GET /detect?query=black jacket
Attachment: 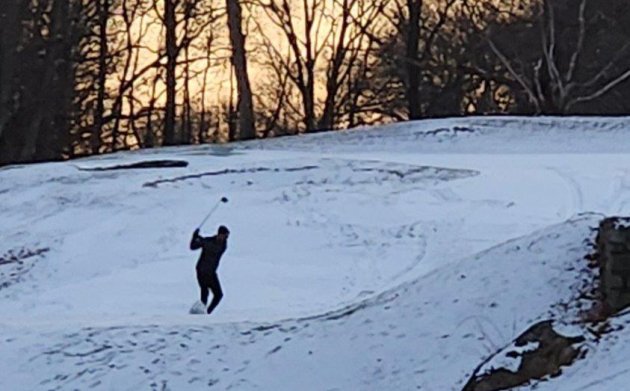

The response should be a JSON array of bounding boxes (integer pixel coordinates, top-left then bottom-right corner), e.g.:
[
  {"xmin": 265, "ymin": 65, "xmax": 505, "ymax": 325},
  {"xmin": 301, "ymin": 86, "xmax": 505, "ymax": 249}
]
[{"xmin": 190, "ymin": 232, "xmax": 227, "ymax": 273}]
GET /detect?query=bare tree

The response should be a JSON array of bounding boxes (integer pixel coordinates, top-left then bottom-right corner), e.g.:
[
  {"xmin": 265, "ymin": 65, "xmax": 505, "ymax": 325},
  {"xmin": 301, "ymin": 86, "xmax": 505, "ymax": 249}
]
[
  {"xmin": 163, "ymin": 0, "xmax": 178, "ymax": 145},
  {"xmin": 197, "ymin": 31, "xmax": 217, "ymax": 143},
  {"xmin": 0, "ymin": 0, "xmax": 83, "ymax": 165},
  {"xmin": 256, "ymin": 0, "xmax": 320, "ymax": 132},
  {"xmin": 111, "ymin": 0, "xmax": 144, "ymax": 150},
  {"xmin": 226, "ymin": 0, "xmax": 256, "ymax": 140},
  {"xmin": 253, "ymin": 0, "xmax": 386, "ymax": 132},
  {"xmin": 91, "ymin": 0, "xmax": 112, "ymax": 154},
  {"xmin": 0, "ymin": 2, "xmax": 23, "ymax": 145},
  {"xmin": 485, "ymin": 0, "xmax": 630, "ymax": 114},
  {"xmin": 404, "ymin": 0, "xmax": 422, "ymax": 119},
  {"xmin": 380, "ymin": 0, "xmax": 459, "ymax": 120},
  {"xmin": 318, "ymin": 0, "xmax": 385, "ymax": 130}
]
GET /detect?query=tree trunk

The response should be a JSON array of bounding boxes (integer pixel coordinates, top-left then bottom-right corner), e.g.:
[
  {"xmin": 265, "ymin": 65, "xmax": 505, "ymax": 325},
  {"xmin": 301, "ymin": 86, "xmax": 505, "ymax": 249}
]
[
  {"xmin": 226, "ymin": 0, "xmax": 255, "ymax": 140},
  {"xmin": 318, "ymin": 0, "xmax": 351, "ymax": 131},
  {"xmin": 92, "ymin": 0, "xmax": 109, "ymax": 154},
  {"xmin": 111, "ymin": 0, "xmax": 136, "ymax": 151},
  {"xmin": 303, "ymin": 3, "xmax": 317, "ymax": 132},
  {"xmin": 146, "ymin": 72, "xmax": 160, "ymax": 149},
  {"xmin": 405, "ymin": 0, "xmax": 422, "ymax": 119},
  {"xmin": 182, "ymin": 11, "xmax": 192, "ymax": 144},
  {"xmin": 199, "ymin": 35, "xmax": 213, "ymax": 143},
  {"xmin": 18, "ymin": 0, "xmax": 74, "ymax": 162},
  {"xmin": 0, "ymin": 1, "xmax": 22, "ymax": 145},
  {"xmin": 164, "ymin": 0, "xmax": 178, "ymax": 145}
]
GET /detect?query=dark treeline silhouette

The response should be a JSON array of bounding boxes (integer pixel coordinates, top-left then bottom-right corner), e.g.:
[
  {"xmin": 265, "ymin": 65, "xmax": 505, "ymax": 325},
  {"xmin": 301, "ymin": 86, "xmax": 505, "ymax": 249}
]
[
  {"xmin": 1, "ymin": 0, "xmax": 629, "ymax": 166},
  {"xmin": 0, "ymin": 1, "xmax": 81, "ymax": 164}
]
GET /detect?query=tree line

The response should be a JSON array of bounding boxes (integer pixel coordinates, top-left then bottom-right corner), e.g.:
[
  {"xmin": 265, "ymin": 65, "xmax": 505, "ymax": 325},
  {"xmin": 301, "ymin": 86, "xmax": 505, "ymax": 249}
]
[{"xmin": 1, "ymin": 0, "xmax": 629, "ymax": 165}]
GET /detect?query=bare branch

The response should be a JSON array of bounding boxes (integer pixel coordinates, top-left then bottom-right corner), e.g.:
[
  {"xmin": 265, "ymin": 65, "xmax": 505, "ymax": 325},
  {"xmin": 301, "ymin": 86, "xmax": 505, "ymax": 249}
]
[
  {"xmin": 487, "ymin": 37, "xmax": 541, "ymax": 112},
  {"xmin": 566, "ymin": 0, "xmax": 587, "ymax": 83},
  {"xmin": 569, "ymin": 68, "xmax": 630, "ymax": 109}
]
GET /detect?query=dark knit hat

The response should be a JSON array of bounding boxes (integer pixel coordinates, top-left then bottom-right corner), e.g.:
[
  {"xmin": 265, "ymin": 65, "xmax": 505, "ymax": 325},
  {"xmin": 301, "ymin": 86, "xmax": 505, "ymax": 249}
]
[{"xmin": 218, "ymin": 225, "xmax": 230, "ymax": 235}]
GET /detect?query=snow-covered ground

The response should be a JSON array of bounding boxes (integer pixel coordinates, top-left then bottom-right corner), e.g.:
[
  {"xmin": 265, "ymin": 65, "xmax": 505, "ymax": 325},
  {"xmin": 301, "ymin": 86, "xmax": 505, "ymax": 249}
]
[{"xmin": 1, "ymin": 116, "xmax": 630, "ymax": 390}]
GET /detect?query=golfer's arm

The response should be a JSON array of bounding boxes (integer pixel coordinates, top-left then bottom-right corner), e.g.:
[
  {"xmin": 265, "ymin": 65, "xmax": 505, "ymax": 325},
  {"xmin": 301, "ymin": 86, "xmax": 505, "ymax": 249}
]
[{"xmin": 190, "ymin": 233, "xmax": 203, "ymax": 250}]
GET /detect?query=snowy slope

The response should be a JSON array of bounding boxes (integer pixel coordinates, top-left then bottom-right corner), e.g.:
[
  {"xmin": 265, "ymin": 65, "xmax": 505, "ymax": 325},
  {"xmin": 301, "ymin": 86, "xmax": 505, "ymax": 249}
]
[{"xmin": 1, "ymin": 116, "xmax": 630, "ymax": 390}]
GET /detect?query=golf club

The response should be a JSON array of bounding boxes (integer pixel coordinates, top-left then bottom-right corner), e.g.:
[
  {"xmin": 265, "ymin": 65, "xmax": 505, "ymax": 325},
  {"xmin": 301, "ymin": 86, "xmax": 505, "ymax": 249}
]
[{"xmin": 197, "ymin": 196, "xmax": 229, "ymax": 230}]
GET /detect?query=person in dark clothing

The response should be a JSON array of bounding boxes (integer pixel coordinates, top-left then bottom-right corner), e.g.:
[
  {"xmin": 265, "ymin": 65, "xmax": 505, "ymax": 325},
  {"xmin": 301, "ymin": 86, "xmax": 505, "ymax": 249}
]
[{"xmin": 190, "ymin": 225, "xmax": 230, "ymax": 314}]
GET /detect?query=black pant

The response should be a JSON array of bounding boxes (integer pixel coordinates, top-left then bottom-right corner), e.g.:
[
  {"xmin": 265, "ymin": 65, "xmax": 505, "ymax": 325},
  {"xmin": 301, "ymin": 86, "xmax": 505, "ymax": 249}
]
[{"xmin": 197, "ymin": 270, "xmax": 223, "ymax": 314}]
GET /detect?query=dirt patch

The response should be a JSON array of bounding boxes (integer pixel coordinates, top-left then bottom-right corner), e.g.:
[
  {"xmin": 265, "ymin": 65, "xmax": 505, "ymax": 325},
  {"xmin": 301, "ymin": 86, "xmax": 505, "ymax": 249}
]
[
  {"xmin": 143, "ymin": 165, "xmax": 319, "ymax": 188},
  {"xmin": 424, "ymin": 126, "xmax": 476, "ymax": 136},
  {"xmin": 76, "ymin": 160, "xmax": 189, "ymax": 171},
  {"xmin": 463, "ymin": 320, "xmax": 585, "ymax": 391}
]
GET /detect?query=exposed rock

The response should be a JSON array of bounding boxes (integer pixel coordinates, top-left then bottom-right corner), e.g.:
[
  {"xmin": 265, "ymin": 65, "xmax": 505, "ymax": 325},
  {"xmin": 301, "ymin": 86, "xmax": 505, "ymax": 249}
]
[{"xmin": 597, "ymin": 217, "xmax": 630, "ymax": 311}]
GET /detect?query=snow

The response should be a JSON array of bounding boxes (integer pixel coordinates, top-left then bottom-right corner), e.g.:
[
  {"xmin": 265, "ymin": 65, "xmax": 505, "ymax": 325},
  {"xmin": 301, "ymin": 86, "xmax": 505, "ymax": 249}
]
[{"xmin": 1, "ymin": 116, "xmax": 630, "ymax": 390}]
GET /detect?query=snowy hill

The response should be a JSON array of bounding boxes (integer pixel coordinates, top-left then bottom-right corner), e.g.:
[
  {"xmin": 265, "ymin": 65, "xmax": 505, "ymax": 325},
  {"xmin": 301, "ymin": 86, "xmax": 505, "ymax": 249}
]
[{"xmin": 2, "ymin": 116, "xmax": 630, "ymax": 390}]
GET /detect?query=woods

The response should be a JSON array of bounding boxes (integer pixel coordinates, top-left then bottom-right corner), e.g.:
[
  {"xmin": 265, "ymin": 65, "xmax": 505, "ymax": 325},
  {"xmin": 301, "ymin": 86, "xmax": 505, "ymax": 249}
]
[{"xmin": 1, "ymin": 0, "xmax": 629, "ymax": 166}]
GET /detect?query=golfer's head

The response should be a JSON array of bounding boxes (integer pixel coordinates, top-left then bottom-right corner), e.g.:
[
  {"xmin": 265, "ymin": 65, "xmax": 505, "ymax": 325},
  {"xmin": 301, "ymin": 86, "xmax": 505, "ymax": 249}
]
[{"xmin": 217, "ymin": 225, "xmax": 230, "ymax": 241}]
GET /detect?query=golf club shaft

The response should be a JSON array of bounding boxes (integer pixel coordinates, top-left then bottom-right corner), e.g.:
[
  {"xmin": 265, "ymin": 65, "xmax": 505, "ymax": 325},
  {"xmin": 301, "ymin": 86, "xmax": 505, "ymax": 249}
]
[{"xmin": 197, "ymin": 198, "xmax": 226, "ymax": 230}]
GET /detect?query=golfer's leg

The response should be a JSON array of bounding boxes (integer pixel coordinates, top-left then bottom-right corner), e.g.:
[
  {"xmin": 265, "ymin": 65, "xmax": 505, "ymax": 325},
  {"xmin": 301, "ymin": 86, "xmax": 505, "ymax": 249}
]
[
  {"xmin": 206, "ymin": 273, "xmax": 223, "ymax": 315},
  {"xmin": 197, "ymin": 271, "xmax": 209, "ymax": 305}
]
